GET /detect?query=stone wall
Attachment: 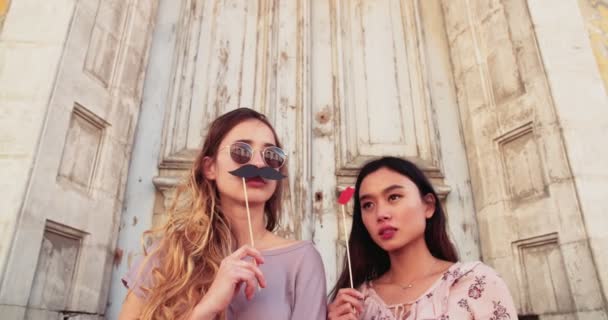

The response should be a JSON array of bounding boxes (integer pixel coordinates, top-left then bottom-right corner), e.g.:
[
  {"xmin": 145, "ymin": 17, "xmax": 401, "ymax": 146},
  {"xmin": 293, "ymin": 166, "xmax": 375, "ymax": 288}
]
[
  {"xmin": 441, "ymin": 0, "xmax": 608, "ymax": 318},
  {"xmin": 0, "ymin": 1, "xmax": 158, "ymax": 318}
]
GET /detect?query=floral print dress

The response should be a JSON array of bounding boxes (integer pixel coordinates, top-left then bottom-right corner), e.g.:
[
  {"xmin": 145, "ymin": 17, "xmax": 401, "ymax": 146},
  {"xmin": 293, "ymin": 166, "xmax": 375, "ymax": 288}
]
[{"xmin": 358, "ymin": 261, "xmax": 517, "ymax": 320}]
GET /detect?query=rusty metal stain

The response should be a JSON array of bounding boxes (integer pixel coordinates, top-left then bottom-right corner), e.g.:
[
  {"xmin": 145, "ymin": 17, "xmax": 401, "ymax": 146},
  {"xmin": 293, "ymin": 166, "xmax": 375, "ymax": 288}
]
[
  {"xmin": 315, "ymin": 191, "xmax": 323, "ymax": 202},
  {"xmin": 313, "ymin": 190, "xmax": 327, "ymax": 226},
  {"xmin": 114, "ymin": 247, "xmax": 124, "ymax": 267},
  {"xmin": 315, "ymin": 105, "xmax": 331, "ymax": 124},
  {"xmin": 313, "ymin": 105, "xmax": 333, "ymax": 137}
]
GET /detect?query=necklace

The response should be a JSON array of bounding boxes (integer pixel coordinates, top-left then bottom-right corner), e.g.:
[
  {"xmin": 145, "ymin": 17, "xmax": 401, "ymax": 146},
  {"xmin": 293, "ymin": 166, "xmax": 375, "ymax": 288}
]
[{"xmin": 389, "ymin": 258, "xmax": 439, "ymax": 290}]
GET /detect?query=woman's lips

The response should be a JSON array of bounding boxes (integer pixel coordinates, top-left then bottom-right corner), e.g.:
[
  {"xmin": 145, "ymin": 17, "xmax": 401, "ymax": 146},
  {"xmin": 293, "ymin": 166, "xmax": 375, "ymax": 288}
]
[
  {"xmin": 379, "ymin": 226, "xmax": 397, "ymax": 240},
  {"xmin": 245, "ymin": 176, "xmax": 266, "ymax": 187}
]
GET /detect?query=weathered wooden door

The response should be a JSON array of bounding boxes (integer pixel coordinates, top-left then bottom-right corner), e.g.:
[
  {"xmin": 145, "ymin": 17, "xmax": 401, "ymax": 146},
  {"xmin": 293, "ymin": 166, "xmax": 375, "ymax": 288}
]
[
  {"xmin": 141, "ymin": 0, "xmax": 477, "ymax": 294},
  {"xmin": 308, "ymin": 0, "xmax": 468, "ymax": 285},
  {"xmin": 149, "ymin": 0, "xmax": 314, "ymax": 241}
]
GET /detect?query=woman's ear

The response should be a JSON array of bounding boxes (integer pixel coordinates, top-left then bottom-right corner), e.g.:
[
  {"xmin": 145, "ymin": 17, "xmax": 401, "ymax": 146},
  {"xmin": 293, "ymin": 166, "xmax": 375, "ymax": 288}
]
[
  {"xmin": 423, "ymin": 193, "xmax": 436, "ymax": 219},
  {"xmin": 202, "ymin": 156, "xmax": 217, "ymax": 180}
]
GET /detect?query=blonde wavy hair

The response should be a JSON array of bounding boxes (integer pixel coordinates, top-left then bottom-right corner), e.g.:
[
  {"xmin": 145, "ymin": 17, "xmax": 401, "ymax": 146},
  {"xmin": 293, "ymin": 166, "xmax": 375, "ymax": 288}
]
[{"xmin": 135, "ymin": 108, "xmax": 285, "ymax": 319}]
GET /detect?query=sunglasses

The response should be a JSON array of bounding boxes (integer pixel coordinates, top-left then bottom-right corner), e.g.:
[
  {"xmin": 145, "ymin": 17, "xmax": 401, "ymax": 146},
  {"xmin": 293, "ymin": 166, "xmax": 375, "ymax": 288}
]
[{"xmin": 222, "ymin": 141, "xmax": 287, "ymax": 169}]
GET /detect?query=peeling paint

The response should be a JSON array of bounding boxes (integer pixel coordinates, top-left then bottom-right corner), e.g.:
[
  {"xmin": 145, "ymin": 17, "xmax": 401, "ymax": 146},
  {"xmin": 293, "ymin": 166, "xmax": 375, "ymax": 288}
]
[
  {"xmin": 462, "ymin": 223, "xmax": 469, "ymax": 234},
  {"xmin": 313, "ymin": 126, "xmax": 332, "ymax": 138}
]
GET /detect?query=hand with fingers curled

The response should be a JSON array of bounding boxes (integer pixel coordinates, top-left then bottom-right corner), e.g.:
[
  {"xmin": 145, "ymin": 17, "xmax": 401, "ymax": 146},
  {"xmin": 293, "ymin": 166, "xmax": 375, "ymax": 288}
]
[
  {"xmin": 327, "ymin": 288, "xmax": 365, "ymax": 320},
  {"xmin": 189, "ymin": 245, "xmax": 266, "ymax": 320}
]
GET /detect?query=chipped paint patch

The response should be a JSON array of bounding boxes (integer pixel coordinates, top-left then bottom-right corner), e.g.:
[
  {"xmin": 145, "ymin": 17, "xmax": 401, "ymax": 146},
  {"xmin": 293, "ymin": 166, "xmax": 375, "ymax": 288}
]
[{"xmin": 313, "ymin": 126, "xmax": 332, "ymax": 138}]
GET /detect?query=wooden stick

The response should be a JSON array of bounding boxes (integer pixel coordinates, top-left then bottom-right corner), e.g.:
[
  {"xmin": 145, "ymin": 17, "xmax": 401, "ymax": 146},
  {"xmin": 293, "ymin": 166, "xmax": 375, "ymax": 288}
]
[
  {"xmin": 242, "ymin": 178, "xmax": 255, "ymax": 247},
  {"xmin": 341, "ymin": 205, "xmax": 354, "ymax": 288},
  {"xmin": 242, "ymin": 178, "xmax": 262, "ymax": 292}
]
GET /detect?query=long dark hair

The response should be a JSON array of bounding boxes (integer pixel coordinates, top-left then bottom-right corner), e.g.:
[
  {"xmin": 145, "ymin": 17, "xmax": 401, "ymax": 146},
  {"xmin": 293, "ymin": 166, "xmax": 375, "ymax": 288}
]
[{"xmin": 329, "ymin": 156, "xmax": 458, "ymax": 300}]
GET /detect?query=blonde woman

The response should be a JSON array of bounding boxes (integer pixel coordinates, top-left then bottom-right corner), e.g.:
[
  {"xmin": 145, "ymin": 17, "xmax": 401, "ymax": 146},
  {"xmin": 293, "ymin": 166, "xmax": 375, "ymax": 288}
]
[{"xmin": 119, "ymin": 108, "xmax": 327, "ymax": 320}]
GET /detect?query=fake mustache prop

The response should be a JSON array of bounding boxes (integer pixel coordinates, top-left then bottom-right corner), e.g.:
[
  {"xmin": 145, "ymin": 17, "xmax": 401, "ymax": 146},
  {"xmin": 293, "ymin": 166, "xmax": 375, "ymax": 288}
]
[
  {"xmin": 229, "ymin": 164, "xmax": 286, "ymax": 249},
  {"xmin": 229, "ymin": 164, "xmax": 286, "ymax": 180}
]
